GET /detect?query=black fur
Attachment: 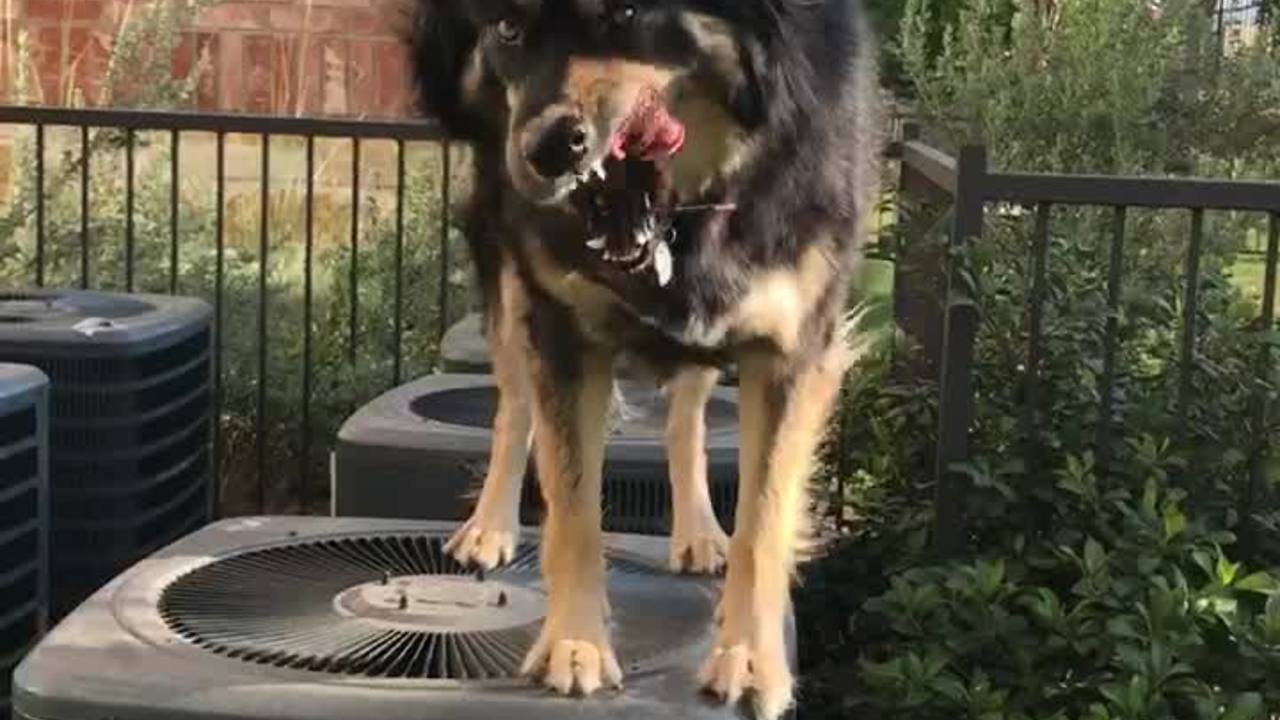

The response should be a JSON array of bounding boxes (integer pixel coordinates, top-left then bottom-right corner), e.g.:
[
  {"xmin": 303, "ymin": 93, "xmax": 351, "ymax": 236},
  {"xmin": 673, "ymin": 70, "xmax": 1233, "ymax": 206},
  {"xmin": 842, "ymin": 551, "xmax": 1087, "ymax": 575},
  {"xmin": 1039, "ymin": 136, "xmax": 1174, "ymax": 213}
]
[
  {"xmin": 409, "ymin": 0, "xmax": 882, "ymax": 372},
  {"xmin": 408, "ymin": 2, "xmax": 883, "ymax": 709}
]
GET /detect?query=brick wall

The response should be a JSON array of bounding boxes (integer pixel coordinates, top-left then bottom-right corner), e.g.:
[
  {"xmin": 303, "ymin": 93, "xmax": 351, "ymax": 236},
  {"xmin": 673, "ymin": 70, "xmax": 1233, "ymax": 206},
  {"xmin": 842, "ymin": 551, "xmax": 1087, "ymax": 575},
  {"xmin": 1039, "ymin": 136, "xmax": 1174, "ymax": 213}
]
[{"xmin": 1, "ymin": 0, "xmax": 415, "ymax": 118}]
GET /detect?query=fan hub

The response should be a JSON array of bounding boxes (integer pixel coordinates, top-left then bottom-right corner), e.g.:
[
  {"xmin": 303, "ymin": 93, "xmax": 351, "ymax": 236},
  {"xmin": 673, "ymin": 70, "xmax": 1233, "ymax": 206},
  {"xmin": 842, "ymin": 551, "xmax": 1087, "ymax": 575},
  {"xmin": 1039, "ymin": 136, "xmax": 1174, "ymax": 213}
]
[{"xmin": 334, "ymin": 575, "xmax": 545, "ymax": 632}]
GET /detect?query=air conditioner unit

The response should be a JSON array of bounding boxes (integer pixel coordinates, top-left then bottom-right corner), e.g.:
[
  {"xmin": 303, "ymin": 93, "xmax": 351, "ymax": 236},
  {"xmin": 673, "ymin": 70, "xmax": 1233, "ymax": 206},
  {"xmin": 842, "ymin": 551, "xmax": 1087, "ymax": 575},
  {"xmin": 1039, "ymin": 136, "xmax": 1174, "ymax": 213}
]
[
  {"xmin": 440, "ymin": 313, "xmax": 492, "ymax": 373},
  {"xmin": 0, "ymin": 364, "xmax": 49, "ymax": 720},
  {"xmin": 332, "ymin": 374, "xmax": 740, "ymax": 535},
  {"xmin": 440, "ymin": 312, "xmax": 738, "ymax": 384},
  {"xmin": 0, "ymin": 290, "xmax": 213, "ymax": 621},
  {"xmin": 13, "ymin": 517, "xmax": 793, "ymax": 720}
]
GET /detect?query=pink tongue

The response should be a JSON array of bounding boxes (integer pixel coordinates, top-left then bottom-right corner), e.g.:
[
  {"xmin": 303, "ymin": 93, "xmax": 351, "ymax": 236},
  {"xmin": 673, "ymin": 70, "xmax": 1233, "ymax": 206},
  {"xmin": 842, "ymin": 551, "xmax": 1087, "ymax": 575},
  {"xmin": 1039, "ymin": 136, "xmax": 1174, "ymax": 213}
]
[{"xmin": 610, "ymin": 104, "xmax": 686, "ymax": 161}]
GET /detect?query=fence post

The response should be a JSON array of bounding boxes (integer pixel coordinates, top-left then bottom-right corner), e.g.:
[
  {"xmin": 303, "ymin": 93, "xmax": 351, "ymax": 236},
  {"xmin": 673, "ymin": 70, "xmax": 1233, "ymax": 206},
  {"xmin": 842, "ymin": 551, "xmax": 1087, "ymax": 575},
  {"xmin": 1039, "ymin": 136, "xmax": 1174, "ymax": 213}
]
[
  {"xmin": 931, "ymin": 145, "xmax": 986, "ymax": 558},
  {"xmin": 892, "ymin": 122, "xmax": 949, "ymax": 382}
]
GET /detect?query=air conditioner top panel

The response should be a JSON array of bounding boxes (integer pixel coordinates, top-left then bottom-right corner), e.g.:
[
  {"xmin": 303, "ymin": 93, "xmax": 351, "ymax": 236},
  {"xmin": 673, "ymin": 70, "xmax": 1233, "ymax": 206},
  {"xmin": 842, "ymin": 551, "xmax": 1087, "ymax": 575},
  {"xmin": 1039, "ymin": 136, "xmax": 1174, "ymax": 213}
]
[
  {"xmin": 15, "ymin": 516, "xmax": 743, "ymax": 720},
  {"xmin": 0, "ymin": 290, "xmax": 212, "ymax": 354},
  {"xmin": 338, "ymin": 373, "xmax": 740, "ymax": 455},
  {"xmin": 0, "ymin": 363, "xmax": 49, "ymax": 411},
  {"xmin": 440, "ymin": 312, "xmax": 489, "ymax": 369}
]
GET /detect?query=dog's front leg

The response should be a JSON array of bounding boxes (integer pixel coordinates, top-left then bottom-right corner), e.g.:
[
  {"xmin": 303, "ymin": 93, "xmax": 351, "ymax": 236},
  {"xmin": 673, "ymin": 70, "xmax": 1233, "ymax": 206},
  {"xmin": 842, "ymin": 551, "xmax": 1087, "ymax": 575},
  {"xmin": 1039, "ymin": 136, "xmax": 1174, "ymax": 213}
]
[
  {"xmin": 519, "ymin": 305, "xmax": 620, "ymax": 695},
  {"xmin": 446, "ymin": 264, "xmax": 533, "ymax": 568},
  {"xmin": 666, "ymin": 365, "xmax": 729, "ymax": 574},
  {"xmin": 701, "ymin": 344, "xmax": 847, "ymax": 720}
]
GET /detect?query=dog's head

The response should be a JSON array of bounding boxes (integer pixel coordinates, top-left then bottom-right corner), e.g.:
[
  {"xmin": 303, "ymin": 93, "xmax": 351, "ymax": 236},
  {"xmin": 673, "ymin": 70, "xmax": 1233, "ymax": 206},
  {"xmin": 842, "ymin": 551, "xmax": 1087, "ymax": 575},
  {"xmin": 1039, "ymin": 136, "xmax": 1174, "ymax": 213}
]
[{"xmin": 411, "ymin": 0, "xmax": 804, "ymax": 273}]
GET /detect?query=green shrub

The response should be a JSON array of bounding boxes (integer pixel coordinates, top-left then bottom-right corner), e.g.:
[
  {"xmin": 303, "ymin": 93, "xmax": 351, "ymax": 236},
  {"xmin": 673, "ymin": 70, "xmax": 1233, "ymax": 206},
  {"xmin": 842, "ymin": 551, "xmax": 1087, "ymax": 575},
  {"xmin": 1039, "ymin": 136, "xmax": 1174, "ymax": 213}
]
[{"xmin": 800, "ymin": 0, "xmax": 1279, "ymax": 717}]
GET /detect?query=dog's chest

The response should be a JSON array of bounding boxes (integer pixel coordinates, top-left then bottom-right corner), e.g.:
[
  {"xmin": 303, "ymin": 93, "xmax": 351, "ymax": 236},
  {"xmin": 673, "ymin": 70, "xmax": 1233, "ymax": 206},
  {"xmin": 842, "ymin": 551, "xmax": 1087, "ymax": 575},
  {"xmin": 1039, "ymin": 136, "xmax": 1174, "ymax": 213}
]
[{"xmin": 525, "ymin": 235, "xmax": 838, "ymax": 361}]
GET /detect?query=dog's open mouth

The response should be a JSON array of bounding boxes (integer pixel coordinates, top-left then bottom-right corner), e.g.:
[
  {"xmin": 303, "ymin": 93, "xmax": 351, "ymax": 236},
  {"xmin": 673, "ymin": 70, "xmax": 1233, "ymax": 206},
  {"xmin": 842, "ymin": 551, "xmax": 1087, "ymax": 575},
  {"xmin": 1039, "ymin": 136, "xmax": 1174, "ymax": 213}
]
[{"xmin": 568, "ymin": 90, "xmax": 686, "ymax": 287}]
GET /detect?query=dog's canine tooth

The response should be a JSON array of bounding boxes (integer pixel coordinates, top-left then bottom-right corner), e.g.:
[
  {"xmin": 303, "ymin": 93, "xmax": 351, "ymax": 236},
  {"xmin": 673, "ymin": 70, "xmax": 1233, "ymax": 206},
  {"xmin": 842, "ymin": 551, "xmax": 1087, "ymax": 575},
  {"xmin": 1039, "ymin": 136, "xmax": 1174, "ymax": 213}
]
[
  {"xmin": 654, "ymin": 240, "xmax": 673, "ymax": 286},
  {"xmin": 587, "ymin": 236, "xmax": 606, "ymax": 250}
]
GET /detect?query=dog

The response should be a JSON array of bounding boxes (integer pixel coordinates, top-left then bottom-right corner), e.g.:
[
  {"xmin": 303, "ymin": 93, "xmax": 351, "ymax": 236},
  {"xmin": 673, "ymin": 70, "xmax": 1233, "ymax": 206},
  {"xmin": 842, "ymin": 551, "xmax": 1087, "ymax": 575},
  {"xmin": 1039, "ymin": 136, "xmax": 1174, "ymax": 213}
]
[{"xmin": 408, "ymin": 1, "xmax": 883, "ymax": 717}]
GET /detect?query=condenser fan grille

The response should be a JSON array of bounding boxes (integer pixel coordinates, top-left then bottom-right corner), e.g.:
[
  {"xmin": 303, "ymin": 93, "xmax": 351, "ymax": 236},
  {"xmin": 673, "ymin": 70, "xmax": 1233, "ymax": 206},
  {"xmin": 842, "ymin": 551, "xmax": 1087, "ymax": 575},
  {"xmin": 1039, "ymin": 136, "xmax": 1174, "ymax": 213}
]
[{"xmin": 158, "ymin": 533, "xmax": 702, "ymax": 682}]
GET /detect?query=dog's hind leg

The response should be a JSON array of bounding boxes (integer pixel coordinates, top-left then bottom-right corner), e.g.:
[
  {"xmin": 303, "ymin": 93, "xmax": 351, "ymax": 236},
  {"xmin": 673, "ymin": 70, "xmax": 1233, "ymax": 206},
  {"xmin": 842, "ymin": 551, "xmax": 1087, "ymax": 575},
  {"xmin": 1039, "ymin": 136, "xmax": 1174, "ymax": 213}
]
[
  {"xmin": 446, "ymin": 263, "xmax": 533, "ymax": 569},
  {"xmin": 700, "ymin": 344, "xmax": 847, "ymax": 720},
  {"xmin": 666, "ymin": 365, "xmax": 729, "ymax": 574},
  {"xmin": 519, "ymin": 304, "xmax": 620, "ymax": 695}
]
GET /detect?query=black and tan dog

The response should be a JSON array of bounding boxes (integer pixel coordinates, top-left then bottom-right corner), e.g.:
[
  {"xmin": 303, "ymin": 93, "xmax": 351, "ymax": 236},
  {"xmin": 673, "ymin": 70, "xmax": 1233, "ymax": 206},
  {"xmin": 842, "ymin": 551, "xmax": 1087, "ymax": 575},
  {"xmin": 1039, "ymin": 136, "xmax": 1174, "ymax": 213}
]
[{"xmin": 408, "ymin": 1, "xmax": 882, "ymax": 716}]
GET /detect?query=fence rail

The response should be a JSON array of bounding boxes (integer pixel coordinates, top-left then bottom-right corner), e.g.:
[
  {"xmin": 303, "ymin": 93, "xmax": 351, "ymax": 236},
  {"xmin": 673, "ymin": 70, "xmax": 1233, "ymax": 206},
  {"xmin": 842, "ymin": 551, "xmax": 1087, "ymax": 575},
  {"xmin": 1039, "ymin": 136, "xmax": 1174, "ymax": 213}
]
[
  {"xmin": 0, "ymin": 104, "xmax": 456, "ymax": 515},
  {"xmin": 3, "ymin": 106, "xmax": 1277, "ymax": 548},
  {"xmin": 890, "ymin": 127, "xmax": 1280, "ymax": 555}
]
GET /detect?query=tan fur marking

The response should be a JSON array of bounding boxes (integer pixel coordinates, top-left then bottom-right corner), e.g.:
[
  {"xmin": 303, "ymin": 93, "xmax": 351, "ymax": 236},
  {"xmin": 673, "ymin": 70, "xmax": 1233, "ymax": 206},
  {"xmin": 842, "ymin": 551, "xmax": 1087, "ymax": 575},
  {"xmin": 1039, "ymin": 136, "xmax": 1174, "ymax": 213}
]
[
  {"xmin": 562, "ymin": 58, "xmax": 676, "ymax": 127},
  {"xmin": 461, "ymin": 47, "xmax": 487, "ymax": 105},
  {"xmin": 688, "ymin": 242, "xmax": 838, "ymax": 353},
  {"xmin": 674, "ymin": 12, "xmax": 759, "ymax": 183},
  {"xmin": 522, "ymin": 347, "xmax": 620, "ymax": 694},
  {"xmin": 702, "ymin": 344, "xmax": 850, "ymax": 718},
  {"xmin": 445, "ymin": 262, "xmax": 533, "ymax": 569},
  {"xmin": 666, "ymin": 92, "xmax": 750, "ymax": 198},
  {"xmin": 523, "ymin": 233, "xmax": 626, "ymax": 339},
  {"xmin": 665, "ymin": 366, "xmax": 729, "ymax": 573},
  {"xmin": 680, "ymin": 13, "xmax": 741, "ymax": 74}
]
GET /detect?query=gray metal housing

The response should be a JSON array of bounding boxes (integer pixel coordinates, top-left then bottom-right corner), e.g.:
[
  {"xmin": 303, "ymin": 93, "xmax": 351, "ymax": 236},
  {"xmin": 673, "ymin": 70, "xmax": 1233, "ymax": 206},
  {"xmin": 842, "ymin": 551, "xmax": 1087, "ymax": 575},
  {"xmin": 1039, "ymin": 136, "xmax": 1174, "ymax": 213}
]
[
  {"xmin": 0, "ymin": 364, "xmax": 49, "ymax": 719},
  {"xmin": 14, "ymin": 516, "xmax": 793, "ymax": 720},
  {"xmin": 0, "ymin": 290, "xmax": 213, "ymax": 620},
  {"xmin": 331, "ymin": 374, "xmax": 741, "ymax": 534}
]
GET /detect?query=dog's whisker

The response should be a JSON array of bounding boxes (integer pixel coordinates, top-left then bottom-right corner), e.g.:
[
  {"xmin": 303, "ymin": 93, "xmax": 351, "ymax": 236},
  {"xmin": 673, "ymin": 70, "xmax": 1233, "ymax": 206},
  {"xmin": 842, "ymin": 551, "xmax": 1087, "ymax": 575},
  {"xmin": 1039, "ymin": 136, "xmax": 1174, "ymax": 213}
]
[{"xmin": 671, "ymin": 203, "xmax": 738, "ymax": 213}]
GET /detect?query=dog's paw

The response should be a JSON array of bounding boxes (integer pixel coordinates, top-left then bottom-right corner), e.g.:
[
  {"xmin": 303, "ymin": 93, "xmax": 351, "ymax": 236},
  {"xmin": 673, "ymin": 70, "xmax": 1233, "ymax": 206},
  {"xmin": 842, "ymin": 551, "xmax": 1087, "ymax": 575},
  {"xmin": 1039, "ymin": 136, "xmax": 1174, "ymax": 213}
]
[
  {"xmin": 445, "ymin": 515, "xmax": 518, "ymax": 570},
  {"xmin": 521, "ymin": 618, "xmax": 622, "ymax": 696},
  {"xmin": 668, "ymin": 515, "xmax": 729, "ymax": 574},
  {"xmin": 699, "ymin": 640, "xmax": 793, "ymax": 720}
]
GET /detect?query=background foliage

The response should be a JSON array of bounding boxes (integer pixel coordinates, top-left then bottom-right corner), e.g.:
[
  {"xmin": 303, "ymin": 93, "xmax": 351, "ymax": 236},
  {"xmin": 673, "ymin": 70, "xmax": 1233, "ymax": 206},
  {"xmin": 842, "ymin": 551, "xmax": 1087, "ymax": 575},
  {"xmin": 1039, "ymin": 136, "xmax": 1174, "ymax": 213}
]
[{"xmin": 801, "ymin": 0, "xmax": 1280, "ymax": 717}]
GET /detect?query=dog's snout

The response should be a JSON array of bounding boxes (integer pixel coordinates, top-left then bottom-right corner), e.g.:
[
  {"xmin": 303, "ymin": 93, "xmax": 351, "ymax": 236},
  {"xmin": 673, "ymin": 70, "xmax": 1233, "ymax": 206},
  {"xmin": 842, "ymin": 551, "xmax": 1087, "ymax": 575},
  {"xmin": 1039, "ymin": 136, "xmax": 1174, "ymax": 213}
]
[{"xmin": 523, "ymin": 112, "xmax": 588, "ymax": 179}]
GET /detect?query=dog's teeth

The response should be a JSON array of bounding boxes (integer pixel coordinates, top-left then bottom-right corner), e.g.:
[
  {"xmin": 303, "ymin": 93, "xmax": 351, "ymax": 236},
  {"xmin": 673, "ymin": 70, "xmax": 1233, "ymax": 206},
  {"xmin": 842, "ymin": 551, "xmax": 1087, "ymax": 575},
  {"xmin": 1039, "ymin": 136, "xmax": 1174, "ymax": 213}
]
[
  {"xmin": 644, "ymin": 194, "xmax": 652, "ymax": 212},
  {"xmin": 654, "ymin": 241, "xmax": 673, "ymax": 287},
  {"xmin": 587, "ymin": 236, "xmax": 606, "ymax": 250},
  {"xmin": 591, "ymin": 158, "xmax": 606, "ymax": 181}
]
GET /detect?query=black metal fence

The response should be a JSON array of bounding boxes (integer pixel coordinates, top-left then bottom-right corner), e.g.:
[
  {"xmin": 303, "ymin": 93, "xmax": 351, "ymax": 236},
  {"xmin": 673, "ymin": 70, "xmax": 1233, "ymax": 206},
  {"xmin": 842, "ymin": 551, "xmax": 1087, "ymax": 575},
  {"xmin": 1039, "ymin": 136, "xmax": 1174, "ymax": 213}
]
[
  {"xmin": 3, "ymin": 105, "xmax": 1277, "ymax": 549},
  {"xmin": 0, "ymin": 104, "xmax": 456, "ymax": 515},
  {"xmin": 890, "ymin": 125, "xmax": 1280, "ymax": 556}
]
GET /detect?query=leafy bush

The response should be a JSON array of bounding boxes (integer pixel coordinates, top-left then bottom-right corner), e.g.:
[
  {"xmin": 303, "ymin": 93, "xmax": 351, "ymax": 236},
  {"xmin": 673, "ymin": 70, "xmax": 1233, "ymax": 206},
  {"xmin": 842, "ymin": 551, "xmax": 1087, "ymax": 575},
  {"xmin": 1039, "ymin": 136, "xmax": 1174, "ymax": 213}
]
[
  {"xmin": 900, "ymin": 0, "xmax": 1280, "ymax": 177},
  {"xmin": 799, "ymin": 0, "xmax": 1279, "ymax": 717}
]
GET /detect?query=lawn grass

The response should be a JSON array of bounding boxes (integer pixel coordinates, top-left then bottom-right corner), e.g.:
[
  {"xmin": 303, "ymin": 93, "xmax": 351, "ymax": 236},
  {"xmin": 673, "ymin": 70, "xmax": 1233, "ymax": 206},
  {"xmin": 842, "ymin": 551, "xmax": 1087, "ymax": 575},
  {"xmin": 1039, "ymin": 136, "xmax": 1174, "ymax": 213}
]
[{"xmin": 1232, "ymin": 253, "xmax": 1278, "ymax": 310}]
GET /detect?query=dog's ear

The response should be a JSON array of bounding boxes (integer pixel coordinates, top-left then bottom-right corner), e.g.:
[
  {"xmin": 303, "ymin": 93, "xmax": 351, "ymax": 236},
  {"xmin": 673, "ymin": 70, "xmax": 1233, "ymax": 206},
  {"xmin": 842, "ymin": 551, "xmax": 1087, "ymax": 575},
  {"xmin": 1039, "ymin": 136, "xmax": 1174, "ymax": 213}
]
[
  {"xmin": 726, "ymin": 0, "xmax": 827, "ymax": 132},
  {"xmin": 406, "ymin": 0, "xmax": 492, "ymax": 138},
  {"xmin": 727, "ymin": 34, "xmax": 769, "ymax": 128}
]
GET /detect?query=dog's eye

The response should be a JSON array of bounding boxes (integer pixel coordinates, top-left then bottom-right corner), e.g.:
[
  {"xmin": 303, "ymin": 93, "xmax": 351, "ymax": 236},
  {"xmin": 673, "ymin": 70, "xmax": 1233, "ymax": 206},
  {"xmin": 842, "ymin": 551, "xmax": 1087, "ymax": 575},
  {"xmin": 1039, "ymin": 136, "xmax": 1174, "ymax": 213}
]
[
  {"xmin": 495, "ymin": 18, "xmax": 524, "ymax": 45},
  {"xmin": 610, "ymin": 3, "xmax": 637, "ymax": 25}
]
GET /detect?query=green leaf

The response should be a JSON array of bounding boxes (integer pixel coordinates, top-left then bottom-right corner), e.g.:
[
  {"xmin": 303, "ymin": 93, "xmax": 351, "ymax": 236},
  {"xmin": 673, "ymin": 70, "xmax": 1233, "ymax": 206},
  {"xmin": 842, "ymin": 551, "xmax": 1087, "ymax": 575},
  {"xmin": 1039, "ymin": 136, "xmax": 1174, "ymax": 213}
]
[
  {"xmin": 1084, "ymin": 537, "xmax": 1107, "ymax": 574},
  {"xmin": 977, "ymin": 558, "xmax": 1005, "ymax": 596},
  {"xmin": 1235, "ymin": 571, "xmax": 1279, "ymax": 595},
  {"xmin": 931, "ymin": 675, "xmax": 967, "ymax": 704},
  {"xmin": 1217, "ymin": 552, "xmax": 1241, "ymax": 587},
  {"xmin": 1192, "ymin": 550, "xmax": 1216, "ymax": 580},
  {"xmin": 1142, "ymin": 478, "xmax": 1159, "ymax": 518},
  {"xmin": 1221, "ymin": 693, "xmax": 1264, "ymax": 720},
  {"xmin": 1163, "ymin": 505, "xmax": 1188, "ymax": 541}
]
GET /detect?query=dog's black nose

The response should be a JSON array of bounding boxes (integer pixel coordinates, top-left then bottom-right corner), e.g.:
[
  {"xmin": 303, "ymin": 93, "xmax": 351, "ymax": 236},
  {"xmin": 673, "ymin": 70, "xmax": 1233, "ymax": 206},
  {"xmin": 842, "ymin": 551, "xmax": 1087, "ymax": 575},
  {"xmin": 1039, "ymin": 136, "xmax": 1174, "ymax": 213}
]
[{"xmin": 524, "ymin": 114, "xmax": 588, "ymax": 179}]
